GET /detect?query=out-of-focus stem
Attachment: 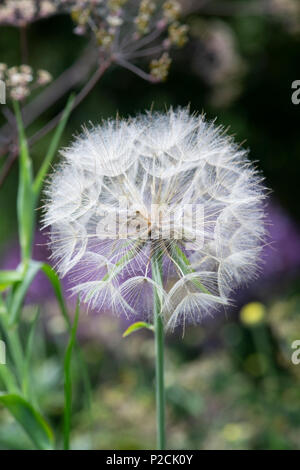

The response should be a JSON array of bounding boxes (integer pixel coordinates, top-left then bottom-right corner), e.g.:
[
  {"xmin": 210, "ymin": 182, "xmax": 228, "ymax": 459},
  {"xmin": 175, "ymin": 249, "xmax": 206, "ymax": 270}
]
[
  {"xmin": 116, "ymin": 58, "xmax": 157, "ymax": 82},
  {"xmin": 29, "ymin": 59, "xmax": 112, "ymax": 146},
  {"xmin": 0, "ymin": 311, "xmax": 24, "ymax": 387},
  {"xmin": 0, "ymin": 59, "xmax": 111, "ymax": 188},
  {"xmin": 0, "ymin": 42, "xmax": 98, "ymax": 158}
]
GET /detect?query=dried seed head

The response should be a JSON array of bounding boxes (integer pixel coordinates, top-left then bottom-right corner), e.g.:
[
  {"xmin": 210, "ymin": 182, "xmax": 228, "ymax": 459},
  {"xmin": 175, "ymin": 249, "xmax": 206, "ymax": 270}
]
[{"xmin": 43, "ymin": 108, "xmax": 267, "ymax": 331}]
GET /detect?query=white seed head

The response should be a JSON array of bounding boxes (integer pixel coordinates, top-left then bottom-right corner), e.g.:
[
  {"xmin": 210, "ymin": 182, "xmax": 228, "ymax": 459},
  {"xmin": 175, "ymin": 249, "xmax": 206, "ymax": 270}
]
[{"xmin": 43, "ymin": 108, "xmax": 266, "ymax": 331}]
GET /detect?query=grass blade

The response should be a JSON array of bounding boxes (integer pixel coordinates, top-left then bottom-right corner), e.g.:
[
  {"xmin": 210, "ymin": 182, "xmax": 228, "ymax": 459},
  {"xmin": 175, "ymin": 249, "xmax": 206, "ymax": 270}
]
[
  {"xmin": 22, "ymin": 307, "xmax": 40, "ymax": 401},
  {"xmin": 0, "ymin": 270, "xmax": 23, "ymax": 291},
  {"xmin": 8, "ymin": 261, "xmax": 41, "ymax": 326},
  {"xmin": 171, "ymin": 244, "xmax": 212, "ymax": 295},
  {"xmin": 41, "ymin": 263, "xmax": 69, "ymax": 325},
  {"xmin": 0, "ymin": 363, "xmax": 19, "ymax": 394},
  {"xmin": 34, "ymin": 94, "xmax": 75, "ymax": 196},
  {"xmin": 13, "ymin": 100, "xmax": 35, "ymax": 263},
  {"xmin": 0, "ymin": 393, "xmax": 54, "ymax": 450},
  {"xmin": 123, "ymin": 321, "xmax": 154, "ymax": 338},
  {"xmin": 41, "ymin": 263, "xmax": 92, "ymax": 411}
]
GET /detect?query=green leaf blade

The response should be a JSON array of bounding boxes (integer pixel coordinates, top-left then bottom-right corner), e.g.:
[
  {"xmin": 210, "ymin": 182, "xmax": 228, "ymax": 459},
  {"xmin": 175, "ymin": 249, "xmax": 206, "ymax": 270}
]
[
  {"xmin": 41, "ymin": 263, "xmax": 69, "ymax": 326},
  {"xmin": 171, "ymin": 245, "xmax": 212, "ymax": 295},
  {"xmin": 123, "ymin": 321, "xmax": 154, "ymax": 338},
  {"xmin": 8, "ymin": 261, "xmax": 42, "ymax": 327},
  {"xmin": 41, "ymin": 263, "xmax": 92, "ymax": 411},
  {"xmin": 34, "ymin": 94, "xmax": 75, "ymax": 196},
  {"xmin": 22, "ymin": 308, "xmax": 41, "ymax": 400},
  {"xmin": 0, "ymin": 270, "xmax": 23, "ymax": 291},
  {"xmin": 0, "ymin": 393, "xmax": 54, "ymax": 450},
  {"xmin": 13, "ymin": 100, "xmax": 35, "ymax": 263}
]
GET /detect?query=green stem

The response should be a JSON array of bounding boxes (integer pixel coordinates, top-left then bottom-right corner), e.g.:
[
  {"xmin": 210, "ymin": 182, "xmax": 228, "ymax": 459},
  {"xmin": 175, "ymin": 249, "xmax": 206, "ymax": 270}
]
[
  {"xmin": 0, "ymin": 303, "xmax": 24, "ymax": 386},
  {"xmin": 151, "ymin": 248, "xmax": 165, "ymax": 450},
  {"xmin": 250, "ymin": 325, "xmax": 279, "ymax": 395},
  {"xmin": 0, "ymin": 296, "xmax": 24, "ymax": 384},
  {"xmin": 0, "ymin": 363, "xmax": 18, "ymax": 393}
]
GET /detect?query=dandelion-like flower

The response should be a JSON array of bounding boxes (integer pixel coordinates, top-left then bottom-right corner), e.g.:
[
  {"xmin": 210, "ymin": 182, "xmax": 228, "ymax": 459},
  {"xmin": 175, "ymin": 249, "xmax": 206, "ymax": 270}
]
[{"xmin": 43, "ymin": 108, "xmax": 266, "ymax": 330}]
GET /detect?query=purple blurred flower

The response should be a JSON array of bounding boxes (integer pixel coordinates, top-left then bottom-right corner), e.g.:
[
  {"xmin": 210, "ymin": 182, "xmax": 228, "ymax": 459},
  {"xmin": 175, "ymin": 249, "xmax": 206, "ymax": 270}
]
[
  {"xmin": 0, "ymin": 228, "xmax": 56, "ymax": 303},
  {"xmin": 233, "ymin": 200, "xmax": 300, "ymax": 306},
  {"xmin": 262, "ymin": 202, "xmax": 300, "ymax": 277}
]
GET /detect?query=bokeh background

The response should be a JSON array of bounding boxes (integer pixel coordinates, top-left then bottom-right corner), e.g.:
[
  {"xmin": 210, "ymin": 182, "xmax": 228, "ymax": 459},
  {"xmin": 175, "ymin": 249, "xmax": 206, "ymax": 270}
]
[{"xmin": 0, "ymin": 0, "xmax": 300, "ymax": 449}]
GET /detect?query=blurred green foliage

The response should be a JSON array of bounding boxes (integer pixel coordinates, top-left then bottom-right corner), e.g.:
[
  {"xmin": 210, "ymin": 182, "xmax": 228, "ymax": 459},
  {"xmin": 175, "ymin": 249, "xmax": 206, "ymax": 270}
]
[
  {"xmin": 0, "ymin": 2, "xmax": 300, "ymax": 450},
  {"xmin": 1, "ymin": 295, "xmax": 299, "ymax": 450}
]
